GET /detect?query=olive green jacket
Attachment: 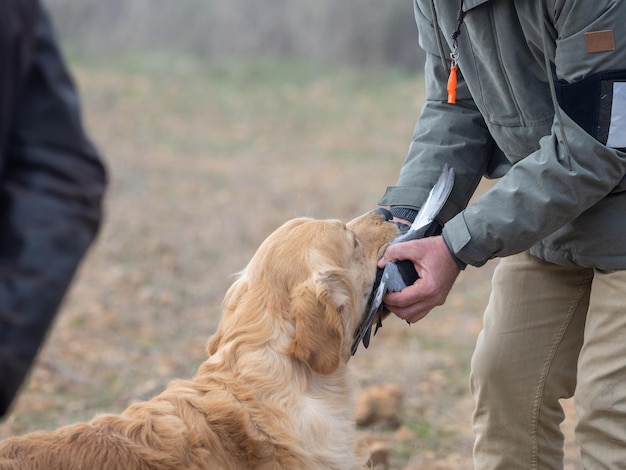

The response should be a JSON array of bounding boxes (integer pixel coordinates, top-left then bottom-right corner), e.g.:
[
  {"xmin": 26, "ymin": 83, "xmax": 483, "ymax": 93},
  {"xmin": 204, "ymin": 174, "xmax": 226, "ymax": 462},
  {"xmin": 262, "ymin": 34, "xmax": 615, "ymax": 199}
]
[{"xmin": 380, "ymin": 0, "xmax": 626, "ymax": 269}]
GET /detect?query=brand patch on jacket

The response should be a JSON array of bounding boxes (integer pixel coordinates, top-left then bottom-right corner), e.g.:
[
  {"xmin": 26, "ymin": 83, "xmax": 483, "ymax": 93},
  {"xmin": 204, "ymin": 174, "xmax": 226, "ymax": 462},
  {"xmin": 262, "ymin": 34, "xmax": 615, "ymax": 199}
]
[{"xmin": 585, "ymin": 30, "xmax": 615, "ymax": 54}]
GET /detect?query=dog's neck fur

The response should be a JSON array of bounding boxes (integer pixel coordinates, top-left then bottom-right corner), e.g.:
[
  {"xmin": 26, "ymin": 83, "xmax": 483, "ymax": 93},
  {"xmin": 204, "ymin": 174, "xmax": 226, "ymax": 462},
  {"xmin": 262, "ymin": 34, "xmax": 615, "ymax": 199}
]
[{"xmin": 194, "ymin": 320, "xmax": 364, "ymax": 469}]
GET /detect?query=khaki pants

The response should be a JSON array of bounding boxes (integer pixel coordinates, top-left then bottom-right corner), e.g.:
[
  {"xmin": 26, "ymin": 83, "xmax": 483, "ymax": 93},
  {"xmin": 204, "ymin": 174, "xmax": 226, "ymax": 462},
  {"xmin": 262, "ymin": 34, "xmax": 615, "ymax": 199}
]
[{"xmin": 471, "ymin": 252, "xmax": 626, "ymax": 469}]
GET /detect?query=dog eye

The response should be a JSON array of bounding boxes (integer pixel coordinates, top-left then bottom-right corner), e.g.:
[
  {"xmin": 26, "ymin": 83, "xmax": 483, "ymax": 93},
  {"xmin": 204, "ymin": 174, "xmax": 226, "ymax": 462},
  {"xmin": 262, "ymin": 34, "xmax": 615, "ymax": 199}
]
[
  {"xmin": 346, "ymin": 229, "xmax": 360, "ymax": 251},
  {"xmin": 352, "ymin": 235, "xmax": 360, "ymax": 249}
]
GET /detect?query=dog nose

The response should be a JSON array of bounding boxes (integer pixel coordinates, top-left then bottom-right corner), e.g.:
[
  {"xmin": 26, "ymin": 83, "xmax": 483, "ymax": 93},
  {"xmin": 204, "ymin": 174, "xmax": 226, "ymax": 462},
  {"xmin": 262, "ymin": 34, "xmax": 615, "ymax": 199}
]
[{"xmin": 374, "ymin": 208, "xmax": 393, "ymax": 221}]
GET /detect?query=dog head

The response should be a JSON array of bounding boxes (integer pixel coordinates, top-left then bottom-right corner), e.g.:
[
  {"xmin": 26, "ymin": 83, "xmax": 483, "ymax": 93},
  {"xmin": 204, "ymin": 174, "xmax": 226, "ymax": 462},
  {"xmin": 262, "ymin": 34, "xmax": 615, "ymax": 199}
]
[{"xmin": 208, "ymin": 209, "xmax": 399, "ymax": 375}]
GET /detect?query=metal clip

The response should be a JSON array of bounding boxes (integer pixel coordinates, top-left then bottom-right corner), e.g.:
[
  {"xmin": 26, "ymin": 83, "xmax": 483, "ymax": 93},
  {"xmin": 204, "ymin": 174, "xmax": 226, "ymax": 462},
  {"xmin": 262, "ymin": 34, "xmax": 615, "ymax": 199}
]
[{"xmin": 450, "ymin": 49, "xmax": 459, "ymax": 68}]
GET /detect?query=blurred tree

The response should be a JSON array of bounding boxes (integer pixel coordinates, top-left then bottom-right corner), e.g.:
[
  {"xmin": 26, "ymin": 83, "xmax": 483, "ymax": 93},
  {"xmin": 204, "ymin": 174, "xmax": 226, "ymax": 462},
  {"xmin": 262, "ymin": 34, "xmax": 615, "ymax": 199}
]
[{"xmin": 45, "ymin": 0, "xmax": 425, "ymax": 71}]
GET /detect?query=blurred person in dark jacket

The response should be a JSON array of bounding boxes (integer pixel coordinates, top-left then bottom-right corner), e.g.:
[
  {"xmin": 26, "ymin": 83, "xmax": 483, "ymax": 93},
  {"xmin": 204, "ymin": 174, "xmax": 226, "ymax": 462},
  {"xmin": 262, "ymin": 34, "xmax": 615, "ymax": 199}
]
[{"xmin": 0, "ymin": 0, "xmax": 106, "ymax": 417}]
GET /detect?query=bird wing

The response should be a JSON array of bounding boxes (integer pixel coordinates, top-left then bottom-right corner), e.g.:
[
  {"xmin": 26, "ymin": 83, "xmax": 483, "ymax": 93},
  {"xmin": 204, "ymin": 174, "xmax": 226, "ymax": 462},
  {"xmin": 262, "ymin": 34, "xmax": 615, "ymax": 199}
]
[{"xmin": 351, "ymin": 164, "xmax": 455, "ymax": 355}]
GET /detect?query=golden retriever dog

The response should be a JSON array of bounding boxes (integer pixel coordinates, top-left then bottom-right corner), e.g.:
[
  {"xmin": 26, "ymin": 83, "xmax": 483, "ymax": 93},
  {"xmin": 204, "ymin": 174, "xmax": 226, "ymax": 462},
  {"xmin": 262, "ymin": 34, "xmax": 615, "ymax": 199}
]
[{"xmin": 0, "ymin": 208, "xmax": 399, "ymax": 470}]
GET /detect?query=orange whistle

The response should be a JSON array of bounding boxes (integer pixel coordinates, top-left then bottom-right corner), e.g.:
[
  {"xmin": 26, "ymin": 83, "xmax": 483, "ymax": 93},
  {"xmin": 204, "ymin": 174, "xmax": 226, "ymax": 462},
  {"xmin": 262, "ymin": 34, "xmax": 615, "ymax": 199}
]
[{"xmin": 447, "ymin": 65, "xmax": 458, "ymax": 104}]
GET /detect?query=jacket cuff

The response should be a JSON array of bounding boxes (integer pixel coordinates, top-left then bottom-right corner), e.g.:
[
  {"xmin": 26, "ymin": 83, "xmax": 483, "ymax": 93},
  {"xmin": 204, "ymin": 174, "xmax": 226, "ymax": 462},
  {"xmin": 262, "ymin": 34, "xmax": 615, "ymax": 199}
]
[
  {"xmin": 380, "ymin": 185, "xmax": 461, "ymax": 225},
  {"xmin": 442, "ymin": 235, "xmax": 467, "ymax": 270},
  {"xmin": 442, "ymin": 213, "xmax": 491, "ymax": 267},
  {"xmin": 389, "ymin": 207, "xmax": 419, "ymax": 223}
]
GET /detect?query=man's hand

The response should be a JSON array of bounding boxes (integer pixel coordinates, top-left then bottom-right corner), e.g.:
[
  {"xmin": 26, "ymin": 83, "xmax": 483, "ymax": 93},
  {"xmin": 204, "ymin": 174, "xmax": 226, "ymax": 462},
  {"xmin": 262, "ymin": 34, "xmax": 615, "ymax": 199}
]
[{"xmin": 377, "ymin": 235, "xmax": 461, "ymax": 323}]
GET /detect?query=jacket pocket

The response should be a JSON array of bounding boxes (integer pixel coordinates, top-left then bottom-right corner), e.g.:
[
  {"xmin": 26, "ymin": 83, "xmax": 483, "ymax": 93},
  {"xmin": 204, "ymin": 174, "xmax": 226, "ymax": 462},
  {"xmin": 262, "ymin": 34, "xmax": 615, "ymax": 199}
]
[{"xmin": 555, "ymin": 69, "xmax": 626, "ymax": 152}]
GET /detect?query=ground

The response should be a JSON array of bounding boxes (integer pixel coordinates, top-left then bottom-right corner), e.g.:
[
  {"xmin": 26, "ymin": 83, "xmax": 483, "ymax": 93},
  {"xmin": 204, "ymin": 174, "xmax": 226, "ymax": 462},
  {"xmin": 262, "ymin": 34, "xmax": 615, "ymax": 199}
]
[{"xmin": 0, "ymin": 60, "xmax": 581, "ymax": 468}]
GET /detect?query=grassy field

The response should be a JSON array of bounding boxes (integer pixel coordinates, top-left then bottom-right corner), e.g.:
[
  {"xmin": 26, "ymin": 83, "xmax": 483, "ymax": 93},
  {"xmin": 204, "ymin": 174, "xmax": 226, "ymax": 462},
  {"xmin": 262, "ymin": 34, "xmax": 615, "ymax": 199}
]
[{"xmin": 0, "ymin": 58, "xmax": 579, "ymax": 468}]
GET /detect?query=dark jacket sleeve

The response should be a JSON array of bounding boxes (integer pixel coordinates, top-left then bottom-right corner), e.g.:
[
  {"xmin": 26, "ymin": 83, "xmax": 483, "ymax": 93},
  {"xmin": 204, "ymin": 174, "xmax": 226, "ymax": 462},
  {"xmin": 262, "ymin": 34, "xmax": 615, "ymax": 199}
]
[{"xmin": 0, "ymin": 1, "xmax": 107, "ymax": 417}]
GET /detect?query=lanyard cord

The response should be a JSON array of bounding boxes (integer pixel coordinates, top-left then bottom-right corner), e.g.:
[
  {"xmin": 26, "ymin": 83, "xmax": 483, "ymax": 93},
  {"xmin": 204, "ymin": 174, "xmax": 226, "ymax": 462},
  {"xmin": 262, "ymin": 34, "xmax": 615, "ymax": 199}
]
[
  {"xmin": 451, "ymin": 0, "xmax": 465, "ymax": 52},
  {"xmin": 448, "ymin": 0, "xmax": 465, "ymax": 104}
]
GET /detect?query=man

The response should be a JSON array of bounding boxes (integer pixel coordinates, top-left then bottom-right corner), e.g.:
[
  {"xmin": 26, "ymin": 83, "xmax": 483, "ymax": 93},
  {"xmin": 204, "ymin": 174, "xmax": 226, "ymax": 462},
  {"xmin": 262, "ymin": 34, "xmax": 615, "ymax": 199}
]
[
  {"xmin": 0, "ymin": 0, "xmax": 106, "ymax": 417},
  {"xmin": 378, "ymin": 0, "xmax": 626, "ymax": 468}
]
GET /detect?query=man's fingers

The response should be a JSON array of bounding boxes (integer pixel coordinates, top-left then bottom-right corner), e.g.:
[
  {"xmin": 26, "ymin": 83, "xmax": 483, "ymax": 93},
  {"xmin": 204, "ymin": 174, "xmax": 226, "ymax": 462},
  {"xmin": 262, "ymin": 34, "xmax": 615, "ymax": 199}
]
[
  {"xmin": 379, "ymin": 237, "xmax": 461, "ymax": 324},
  {"xmin": 378, "ymin": 240, "xmax": 417, "ymax": 268},
  {"xmin": 385, "ymin": 294, "xmax": 431, "ymax": 323}
]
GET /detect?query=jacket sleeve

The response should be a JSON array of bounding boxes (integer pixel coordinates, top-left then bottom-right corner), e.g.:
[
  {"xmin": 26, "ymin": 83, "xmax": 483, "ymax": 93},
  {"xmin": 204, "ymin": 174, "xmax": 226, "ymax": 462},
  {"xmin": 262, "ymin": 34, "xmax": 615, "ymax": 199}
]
[
  {"xmin": 0, "ymin": 3, "xmax": 106, "ymax": 417},
  {"xmin": 379, "ymin": 0, "xmax": 495, "ymax": 226},
  {"xmin": 441, "ymin": 1, "xmax": 626, "ymax": 267}
]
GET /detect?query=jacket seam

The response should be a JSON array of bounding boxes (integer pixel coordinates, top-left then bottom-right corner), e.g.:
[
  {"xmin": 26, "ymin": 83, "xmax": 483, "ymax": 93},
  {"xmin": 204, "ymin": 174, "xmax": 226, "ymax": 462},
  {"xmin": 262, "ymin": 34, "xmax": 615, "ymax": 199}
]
[
  {"xmin": 486, "ymin": 115, "xmax": 554, "ymax": 128},
  {"xmin": 488, "ymin": 6, "xmax": 526, "ymax": 125},
  {"xmin": 428, "ymin": 0, "xmax": 451, "ymax": 72}
]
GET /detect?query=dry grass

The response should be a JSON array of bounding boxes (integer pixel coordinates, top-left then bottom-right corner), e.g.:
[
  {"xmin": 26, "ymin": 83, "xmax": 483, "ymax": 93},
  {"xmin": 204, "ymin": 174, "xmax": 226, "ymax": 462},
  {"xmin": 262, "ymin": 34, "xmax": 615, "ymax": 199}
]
[{"xmin": 0, "ymin": 59, "xmax": 579, "ymax": 468}]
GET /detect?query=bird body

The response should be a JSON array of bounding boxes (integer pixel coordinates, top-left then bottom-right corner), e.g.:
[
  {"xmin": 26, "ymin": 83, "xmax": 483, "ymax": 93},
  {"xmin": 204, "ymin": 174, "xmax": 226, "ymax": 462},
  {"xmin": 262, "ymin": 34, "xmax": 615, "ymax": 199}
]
[{"xmin": 351, "ymin": 164, "xmax": 455, "ymax": 354}]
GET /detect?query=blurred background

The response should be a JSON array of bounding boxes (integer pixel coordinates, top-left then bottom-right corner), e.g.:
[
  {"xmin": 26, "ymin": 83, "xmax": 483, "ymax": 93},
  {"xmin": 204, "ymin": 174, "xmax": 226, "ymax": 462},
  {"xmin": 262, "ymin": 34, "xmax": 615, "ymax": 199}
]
[
  {"xmin": 0, "ymin": 1, "xmax": 581, "ymax": 468},
  {"xmin": 45, "ymin": 0, "xmax": 425, "ymax": 71}
]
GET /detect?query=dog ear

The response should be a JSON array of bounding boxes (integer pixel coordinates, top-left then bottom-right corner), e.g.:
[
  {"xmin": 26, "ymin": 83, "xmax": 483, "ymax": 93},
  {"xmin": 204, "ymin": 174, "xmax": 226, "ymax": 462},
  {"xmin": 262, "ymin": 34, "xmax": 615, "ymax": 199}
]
[{"xmin": 289, "ymin": 272, "xmax": 349, "ymax": 375}]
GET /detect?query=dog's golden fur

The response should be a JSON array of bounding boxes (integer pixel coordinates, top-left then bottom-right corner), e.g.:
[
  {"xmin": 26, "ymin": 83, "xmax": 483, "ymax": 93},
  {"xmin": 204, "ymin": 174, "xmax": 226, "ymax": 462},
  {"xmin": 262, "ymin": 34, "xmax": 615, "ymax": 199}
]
[{"xmin": 0, "ymin": 210, "xmax": 399, "ymax": 470}]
